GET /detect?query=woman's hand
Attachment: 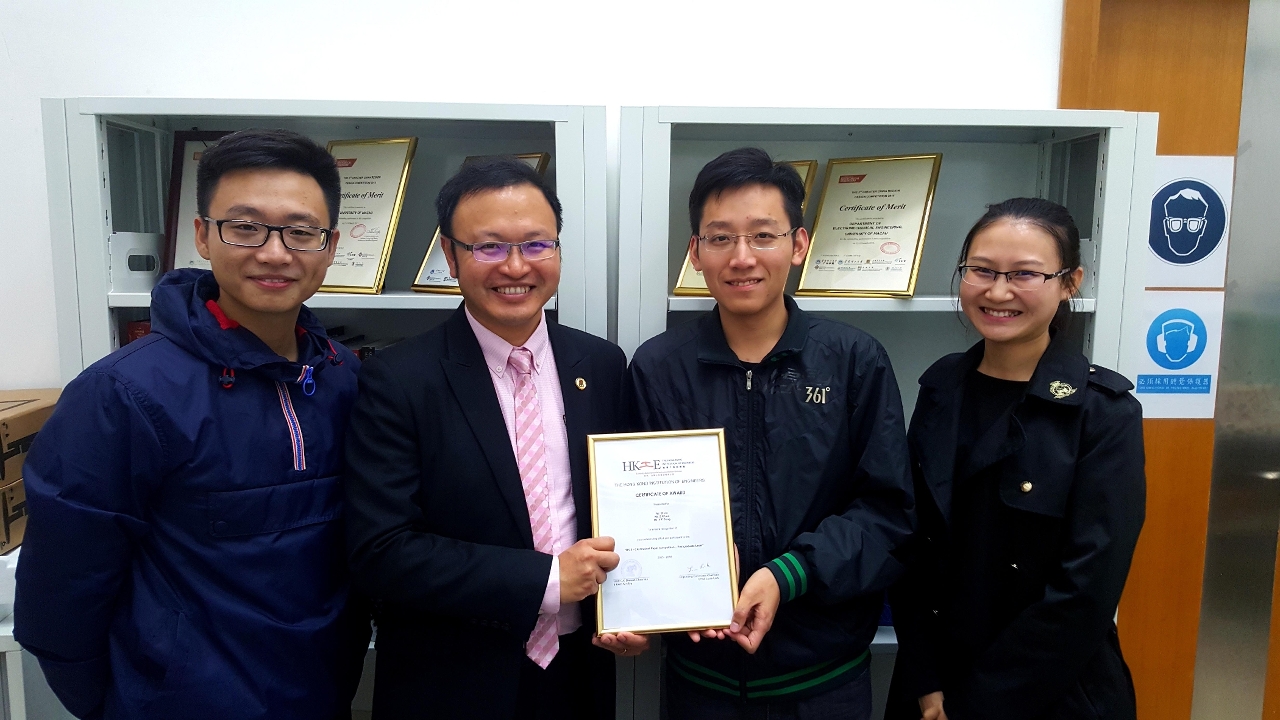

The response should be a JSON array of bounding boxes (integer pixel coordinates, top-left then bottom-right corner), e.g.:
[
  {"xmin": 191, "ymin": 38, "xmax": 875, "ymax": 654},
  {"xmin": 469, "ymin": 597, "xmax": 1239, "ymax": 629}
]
[{"xmin": 919, "ymin": 691, "xmax": 948, "ymax": 720}]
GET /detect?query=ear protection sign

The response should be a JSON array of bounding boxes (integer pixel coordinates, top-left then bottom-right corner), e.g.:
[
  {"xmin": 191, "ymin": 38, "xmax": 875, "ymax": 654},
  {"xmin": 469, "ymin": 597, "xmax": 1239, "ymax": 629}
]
[{"xmin": 1156, "ymin": 318, "xmax": 1198, "ymax": 354}]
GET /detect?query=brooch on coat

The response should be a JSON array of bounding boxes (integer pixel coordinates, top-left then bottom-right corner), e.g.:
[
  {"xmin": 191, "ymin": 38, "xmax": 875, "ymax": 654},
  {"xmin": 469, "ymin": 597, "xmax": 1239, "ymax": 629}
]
[{"xmin": 1048, "ymin": 380, "xmax": 1077, "ymax": 399}]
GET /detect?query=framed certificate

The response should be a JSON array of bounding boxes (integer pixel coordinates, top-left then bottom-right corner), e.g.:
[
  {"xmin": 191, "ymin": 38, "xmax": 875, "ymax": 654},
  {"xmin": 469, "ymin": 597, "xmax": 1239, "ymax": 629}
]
[
  {"xmin": 674, "ymin": 160, "xmax": 819, "ymax": 296},
  {"xmin": 589, "ymin": 429, "xmax": 739, "ymax": 635},
  {"xmin": 796, "ymin": 154, "xmax": 942, "ymax": 297},
  {"xmin": 320, "ymin": 137, "xmax": 418, "ymax": 295},
  {"xmin": 412, "ymin": 152, "xmax": 552, "ymax": 294},
  {"xmin": 163, "ymin": 130, "xmax": 231, "ymax": 272}
]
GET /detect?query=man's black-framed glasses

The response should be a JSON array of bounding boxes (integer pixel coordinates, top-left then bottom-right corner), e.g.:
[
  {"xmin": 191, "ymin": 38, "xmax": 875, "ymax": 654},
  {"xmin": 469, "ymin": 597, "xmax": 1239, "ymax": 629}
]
[
  {"xmin": 202, "ymin": 217, "xmax": 332, "ymax": 252},
  {"xmin": 697, "ymin": 228, "xmax": 799, "ymax": 252},
  {"xmin": 447, "ymin": 237, "xmax": 561, "ymax": 263},
  {"xmin": 958, "ymin": 265, "xmax": 1073, "ymax": 290}
]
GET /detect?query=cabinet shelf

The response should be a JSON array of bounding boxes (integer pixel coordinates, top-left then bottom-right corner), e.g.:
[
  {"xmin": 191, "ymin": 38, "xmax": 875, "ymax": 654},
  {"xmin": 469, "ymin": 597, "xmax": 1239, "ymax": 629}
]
[
  {"xmin": 107, "ymin": 290, "xmax": 556, "ymax": 312},
  {"xmin": 667, "ymin": 295, "xmax": 1097, "ymax": 313}
]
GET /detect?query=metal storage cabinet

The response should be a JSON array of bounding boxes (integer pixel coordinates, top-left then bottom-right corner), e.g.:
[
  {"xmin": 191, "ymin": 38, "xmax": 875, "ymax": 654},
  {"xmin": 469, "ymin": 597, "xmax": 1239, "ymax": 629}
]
[
  {"xmin": 41, "ymin": 98, "xmax": 609, "ymax": 381},
  {"xmin": 614, "ymin": 105, "xmax": 1158, "ymax": 719}
]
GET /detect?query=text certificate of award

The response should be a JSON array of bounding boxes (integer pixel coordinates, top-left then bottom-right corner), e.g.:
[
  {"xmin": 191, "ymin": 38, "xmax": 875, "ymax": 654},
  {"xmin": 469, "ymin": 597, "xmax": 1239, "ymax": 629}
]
[
  {"xmin": 589, "ymin": 429, "xmax": 738, "ymax": 635},
  {"xmin": 797, "ymin": 154, "xmax": 942, "ymax": 297},
  {"xmin": 320, "ymin": 137, "xmax": 417, "ymax": 294}
]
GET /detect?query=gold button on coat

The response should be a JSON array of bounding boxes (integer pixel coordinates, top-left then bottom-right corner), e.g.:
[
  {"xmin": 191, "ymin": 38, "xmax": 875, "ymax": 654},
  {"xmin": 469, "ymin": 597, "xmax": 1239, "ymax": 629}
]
[
  {"xmin": 1020, "ymin": 481, "xmax": 1033, "ymax": 493},
  {"xmin": 575, "ymin": 378, "xmax": 587, "ymax": 390}
]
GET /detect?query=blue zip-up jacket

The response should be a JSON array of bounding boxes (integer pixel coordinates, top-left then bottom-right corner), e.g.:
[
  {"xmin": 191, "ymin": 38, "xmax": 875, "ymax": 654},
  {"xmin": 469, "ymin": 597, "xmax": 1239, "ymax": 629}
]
[{"xmin": 14, "ymin": 269, "xmax": 367, "ymax": 720}]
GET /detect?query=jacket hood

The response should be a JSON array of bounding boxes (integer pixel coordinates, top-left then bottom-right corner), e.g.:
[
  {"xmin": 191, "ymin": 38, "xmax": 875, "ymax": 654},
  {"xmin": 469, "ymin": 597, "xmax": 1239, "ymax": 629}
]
[{"xmin": 149, "ymin": 269, "xmax": 338, "ymax": 383}]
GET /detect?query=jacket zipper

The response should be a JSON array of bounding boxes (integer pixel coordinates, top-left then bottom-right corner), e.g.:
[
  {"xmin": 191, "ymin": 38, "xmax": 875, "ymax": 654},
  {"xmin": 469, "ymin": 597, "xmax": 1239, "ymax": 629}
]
[{"xmin": 275, "ymin": 381, "xmax": 307, "ymax": 471}]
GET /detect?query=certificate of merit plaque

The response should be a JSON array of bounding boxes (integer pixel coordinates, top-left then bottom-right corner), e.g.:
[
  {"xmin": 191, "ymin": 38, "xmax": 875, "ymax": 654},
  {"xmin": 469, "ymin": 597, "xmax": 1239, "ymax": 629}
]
[
  {"xmin": 674, "ymin": 160, "xmax": 819, "ymax": 296},
  {"xmin": 588, "ymin": 429, "xmax": 739, "ymax": 635},
  {"xmin": 796, "ymin": 154, "xmax": 942, "ymax": 297},
  {"xmin": 320, "ymin": 137, "xmax": 418, "ymax": 294},
  {"xmin": 413, "ymin": 152, "xmax": 552, "ymax": 294}
]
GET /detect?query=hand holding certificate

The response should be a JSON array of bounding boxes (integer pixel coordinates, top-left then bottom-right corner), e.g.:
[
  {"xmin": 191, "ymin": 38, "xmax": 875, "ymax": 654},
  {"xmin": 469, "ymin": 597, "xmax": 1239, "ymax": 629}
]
[{"xmin": 589, "ymin": 429, "xmax": 739, "ymax": 636}]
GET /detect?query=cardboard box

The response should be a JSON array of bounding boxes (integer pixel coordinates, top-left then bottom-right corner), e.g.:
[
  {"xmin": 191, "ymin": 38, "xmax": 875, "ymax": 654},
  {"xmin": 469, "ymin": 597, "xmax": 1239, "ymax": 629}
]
[
  {"xmin": 0, "ymin": 478, "xmax": 25, "ymax": 552},
  {"xmin": 1, "ymin": 389, "xmax": 61, "ymax": 487}
]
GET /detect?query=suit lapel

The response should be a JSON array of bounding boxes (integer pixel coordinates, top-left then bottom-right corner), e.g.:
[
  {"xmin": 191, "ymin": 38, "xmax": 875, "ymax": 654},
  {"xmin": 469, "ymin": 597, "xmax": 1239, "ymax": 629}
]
[
  {"xmin": 547, "ymin": 322, "xmax": 594, "ymax": 540},
  {"xmin": 440, "ymin": 309, "xmax": 535, "ymax": 549}
]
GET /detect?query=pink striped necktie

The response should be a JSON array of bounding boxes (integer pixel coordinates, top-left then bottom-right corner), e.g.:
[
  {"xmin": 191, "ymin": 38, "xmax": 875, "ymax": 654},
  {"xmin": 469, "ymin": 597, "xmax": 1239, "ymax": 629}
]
[{"xmin": 508, "ymin": 347, "xmax": 559, "ymax": 668}]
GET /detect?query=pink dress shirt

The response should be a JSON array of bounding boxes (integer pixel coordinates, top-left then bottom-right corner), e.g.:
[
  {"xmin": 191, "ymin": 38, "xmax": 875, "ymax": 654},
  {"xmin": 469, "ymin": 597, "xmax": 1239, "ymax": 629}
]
[{"xmin": 465, "ymin": 308, "xmax": 582, "ymax": 636}]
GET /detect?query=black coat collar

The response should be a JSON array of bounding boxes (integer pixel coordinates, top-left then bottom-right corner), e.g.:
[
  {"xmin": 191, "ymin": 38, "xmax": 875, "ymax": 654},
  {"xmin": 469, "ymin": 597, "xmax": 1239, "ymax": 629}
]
[
  {"xmin": 919, "ymin": 332, "xmax": 1090, "ymax": 407},
  {"xmin": 696, "ymin": 294, "xmax": 809, "ymax": 367}
]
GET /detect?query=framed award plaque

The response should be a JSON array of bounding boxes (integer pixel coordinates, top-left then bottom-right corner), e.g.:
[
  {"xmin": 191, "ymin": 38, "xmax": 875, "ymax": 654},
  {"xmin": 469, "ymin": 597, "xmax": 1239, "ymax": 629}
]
[
  {"xmin": 673, "ymin": 160, "xmax": 818, "ymax": 296},
  {"xmin": 320, "ymin": 137, "xmax": 418, "ymax": 295},
  {"xmin": 412, "ymin": 152, "xmax": 552, "ymax": 294},
  {"xmin": 796, "ymin": 154, "xmax": 942, "ymax": 297},
  {"xmin": 163, "ymin": 130, "xmax": 231, "ymax": 272},
  {"xmin": 589, "ymin": 429, "xmax": 739, "ymax": 635}
]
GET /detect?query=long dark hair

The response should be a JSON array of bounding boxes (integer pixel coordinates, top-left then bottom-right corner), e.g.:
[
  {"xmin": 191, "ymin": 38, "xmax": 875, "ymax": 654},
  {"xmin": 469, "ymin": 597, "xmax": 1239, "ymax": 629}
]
[{"xmin": 956, "ymin": 197, "xmax": 1081, "ymax": 331}]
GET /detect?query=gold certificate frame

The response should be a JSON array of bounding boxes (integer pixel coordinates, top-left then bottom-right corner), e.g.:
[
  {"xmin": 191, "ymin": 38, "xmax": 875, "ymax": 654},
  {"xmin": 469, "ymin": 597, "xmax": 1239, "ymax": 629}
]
[
  {"xmin": 796, "ymin": 154, "xmax": 942, "ymax": 298},
  {"xmin": 673, "ymin": 160, "xmax": 819, "ymax": 296},
  {"xmin": 320, "ymin": 137, "xmax": 418, "ymax": 295},
  {"xmin": 588, "ymin": 429, "xmax": 739, "ymax": 635},
  {"xmin": 411, "ymin": 152, "xmax": 552, "ymax": 294}
]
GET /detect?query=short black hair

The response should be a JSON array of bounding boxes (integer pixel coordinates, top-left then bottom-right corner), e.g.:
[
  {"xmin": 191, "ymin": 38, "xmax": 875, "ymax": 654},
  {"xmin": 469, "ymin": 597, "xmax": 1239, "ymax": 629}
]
[
  {"xmin": 435, "ymin": 157, "xmax": 562, "ymax": 239},
  {"xmin": 196, "ymin": 129, "xmax": 341, "ymax": 227},
  {"xmin": 689, "ymin": 147, "xmax": 805, "ymax": 235}
]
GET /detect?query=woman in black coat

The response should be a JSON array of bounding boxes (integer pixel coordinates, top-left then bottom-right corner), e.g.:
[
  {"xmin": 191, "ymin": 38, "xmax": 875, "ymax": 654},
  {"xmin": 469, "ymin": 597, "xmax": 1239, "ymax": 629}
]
[{"xmin": 886, "ymin": 198, "xmax": 1145, "ymax": 720}]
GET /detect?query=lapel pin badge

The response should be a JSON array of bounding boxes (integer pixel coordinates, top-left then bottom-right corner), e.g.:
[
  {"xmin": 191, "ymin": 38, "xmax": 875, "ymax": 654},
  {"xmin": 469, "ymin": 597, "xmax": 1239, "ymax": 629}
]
[
  {"xmin": 575, "ymin": 378, "xmax": 587, "ymax": 390},
  {"xmin": 1048, "ymin": 380, "xmax": 1077, "ymax": 399}
]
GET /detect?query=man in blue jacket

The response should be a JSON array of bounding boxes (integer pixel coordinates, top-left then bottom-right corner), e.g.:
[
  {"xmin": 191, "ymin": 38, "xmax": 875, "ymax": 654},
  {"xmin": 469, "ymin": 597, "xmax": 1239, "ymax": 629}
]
[{"xmin": 15, "ymin": 129, "xmax": 368, "ymax": 720}]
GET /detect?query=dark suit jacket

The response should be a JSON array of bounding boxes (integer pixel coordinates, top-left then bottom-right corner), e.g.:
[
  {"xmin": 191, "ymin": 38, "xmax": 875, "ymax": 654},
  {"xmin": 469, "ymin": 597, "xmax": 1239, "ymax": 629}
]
[{"xmin": 344, "ymin": 308, "xmax": 626, "ymax": 720}]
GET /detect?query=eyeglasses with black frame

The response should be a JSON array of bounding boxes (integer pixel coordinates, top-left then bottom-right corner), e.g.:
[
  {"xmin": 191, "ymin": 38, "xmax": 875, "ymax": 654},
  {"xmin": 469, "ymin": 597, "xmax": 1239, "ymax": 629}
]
[
  {"xmin": 446, "ymin": 237, "xmax": 561, "ymax": 263},
  {"xmin": 697, "ymin": 228, "xmax": 799, "ymax": 253},
  {"xmin": 201, "ymin": 217, "xmax": 332, "ymax": 252},
  {"xmin": 958, "ymin": 265, "xmax": 1074, "ymax": 290}
]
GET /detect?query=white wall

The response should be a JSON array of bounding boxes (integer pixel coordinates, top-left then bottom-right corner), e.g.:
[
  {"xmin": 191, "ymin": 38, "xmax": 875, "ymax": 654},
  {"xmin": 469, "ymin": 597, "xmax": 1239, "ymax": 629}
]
[{"xmin": 0, "ymin": 0, "xmax": 1064, "ymax": 388}]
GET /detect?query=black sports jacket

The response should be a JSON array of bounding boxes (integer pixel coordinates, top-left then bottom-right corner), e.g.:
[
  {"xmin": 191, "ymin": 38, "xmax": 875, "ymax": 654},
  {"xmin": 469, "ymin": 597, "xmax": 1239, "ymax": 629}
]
[{"xmin": 625, "ymin": 295, "xmax": 914, "ymax": 701}]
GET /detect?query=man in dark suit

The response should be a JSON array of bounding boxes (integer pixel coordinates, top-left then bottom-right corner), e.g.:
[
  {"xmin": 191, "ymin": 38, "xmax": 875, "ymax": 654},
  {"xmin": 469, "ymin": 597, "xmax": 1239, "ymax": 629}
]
[{"xmin": 344, "ymin": 157, "xmax": 642, "ymax": 720}]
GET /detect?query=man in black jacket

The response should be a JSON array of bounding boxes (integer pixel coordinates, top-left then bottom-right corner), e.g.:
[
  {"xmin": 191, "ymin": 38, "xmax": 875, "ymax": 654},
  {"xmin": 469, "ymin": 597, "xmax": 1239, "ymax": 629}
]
[
  {"xmin": 343, "ymin": 158, "xmax": 626, "ymax": 719},
  {"xmin": 625, "ymin": 148, "xmax": 915, "ymax": 719}
]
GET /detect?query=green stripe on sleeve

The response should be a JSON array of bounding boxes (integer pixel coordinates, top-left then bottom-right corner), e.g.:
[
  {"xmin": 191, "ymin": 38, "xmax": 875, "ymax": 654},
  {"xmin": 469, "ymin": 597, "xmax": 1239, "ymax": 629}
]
[
  {"xmin": 770, "ymin": 557, "xmax": 797, "ymax": 601},
  {"xmin": 781, "ymin": 552, "xmax": 808, "ymax": 596}
]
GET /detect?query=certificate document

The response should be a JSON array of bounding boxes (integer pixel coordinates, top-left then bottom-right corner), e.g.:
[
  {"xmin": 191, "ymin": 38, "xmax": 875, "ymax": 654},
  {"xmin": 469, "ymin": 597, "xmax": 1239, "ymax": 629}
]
[
  {"xmin": 589, "ymin": 429, "xmax": 738, "ymax": 635},
  {"xmin": 320, "ymin": 137, "xmax": 417, "ymax": 294},
  {"xmin": 412, "ymin": 152, "xmax": 551, "ymax": 294},
  {"xmin": 164, "ymin": 131, "xmax": 229, "ymax": 272},
  {"xmin": 674, "ymin": 160, "xmax": 818, "ymax": 296},
  {"xmin": 797, "ymin": 154, "xmax": 942, "ymax": 297}
]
